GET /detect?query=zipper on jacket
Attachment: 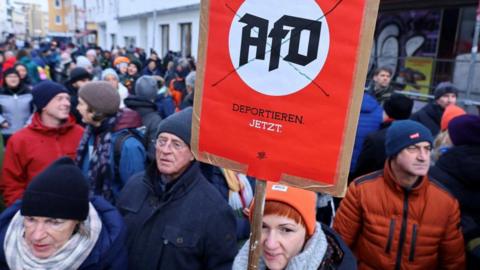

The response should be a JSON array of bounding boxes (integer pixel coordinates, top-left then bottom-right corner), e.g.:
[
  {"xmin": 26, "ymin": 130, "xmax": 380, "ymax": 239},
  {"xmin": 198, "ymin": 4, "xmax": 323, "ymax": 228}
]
[
  {"xmin": 395, "ymin": 190, "xmax": 409, "ymax": 270},
  {"xmin": 385, "ymin": 218, "xmax": 396, "ymax": 253},
  {"xmin": 409, "ymin": 224, "xmax": 418, "ymax": 262}
]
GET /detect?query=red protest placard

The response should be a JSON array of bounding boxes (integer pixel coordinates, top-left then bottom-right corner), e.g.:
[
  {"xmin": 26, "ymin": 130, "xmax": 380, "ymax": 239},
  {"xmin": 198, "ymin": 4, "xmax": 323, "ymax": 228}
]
[{"xmin": 192, "ymin": 0, "xmax": 379, "ymax": 196}]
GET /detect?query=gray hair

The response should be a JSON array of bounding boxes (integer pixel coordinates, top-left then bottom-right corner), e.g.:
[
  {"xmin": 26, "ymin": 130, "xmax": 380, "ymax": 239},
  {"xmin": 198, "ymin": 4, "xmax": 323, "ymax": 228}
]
[{"xmin": 186, "ymin": 71, "xmax": 196, "ymax": 88}]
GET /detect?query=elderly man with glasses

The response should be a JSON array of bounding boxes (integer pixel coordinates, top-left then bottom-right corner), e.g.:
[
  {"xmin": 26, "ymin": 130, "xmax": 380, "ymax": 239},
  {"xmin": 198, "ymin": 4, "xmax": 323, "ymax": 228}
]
[{"xmin": 116, "ymin": 107, "xmax": 238, "ymax": 270}]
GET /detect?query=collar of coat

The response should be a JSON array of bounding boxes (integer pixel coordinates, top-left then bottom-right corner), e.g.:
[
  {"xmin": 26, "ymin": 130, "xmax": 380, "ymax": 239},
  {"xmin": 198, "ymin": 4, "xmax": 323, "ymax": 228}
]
[
  {"xmin": 29, "ymin": 112, "xmax": 80, "ymax": 135},
  {"xmin": 383, "ymin": 159, "xmax": 430, "ymax": 197}
]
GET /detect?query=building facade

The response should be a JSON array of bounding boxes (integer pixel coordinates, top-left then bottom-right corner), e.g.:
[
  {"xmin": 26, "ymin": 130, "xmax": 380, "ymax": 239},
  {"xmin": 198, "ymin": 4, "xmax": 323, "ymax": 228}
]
[
  {"xmin": 48, "ymin": 0, "xmax": 72, "ymax": 37},
  {"xmin": 87, "ymin": 0, "xmax": 200, "ymax": 58},
  {"xmin": 84, "ymin": 0, "xmax": 480, "ymax": 100},
  {"xmin": 0, "ymin": 0, "xmax": 12, "ymax": 40}
]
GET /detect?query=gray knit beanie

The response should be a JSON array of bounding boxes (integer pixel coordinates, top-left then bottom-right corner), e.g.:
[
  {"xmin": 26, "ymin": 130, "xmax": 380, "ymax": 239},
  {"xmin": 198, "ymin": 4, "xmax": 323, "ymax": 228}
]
[
  {"xmin": 79, "ymin": 81, "xmax": 120, "ymax": 115},
  {"xmin": 156, "ymin": 107, "xmax": 193, "ymax": 146},
  {"xmin": 101, "ymin": 68, "xmax": 119, "ymax": 81},
  {"xmin": 135, "ymin": 76, "xmax": 158, "ymax": 101},
  {"xmin": 434, "ymin": 82, "xmax": 459, "ymax": 100}
]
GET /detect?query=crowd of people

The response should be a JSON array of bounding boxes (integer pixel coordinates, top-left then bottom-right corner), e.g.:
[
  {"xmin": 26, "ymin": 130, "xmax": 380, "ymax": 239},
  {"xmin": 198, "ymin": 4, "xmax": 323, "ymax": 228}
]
[{"xmin": 0, "ymin": 35, "xmax": 477, "ymax": 269}]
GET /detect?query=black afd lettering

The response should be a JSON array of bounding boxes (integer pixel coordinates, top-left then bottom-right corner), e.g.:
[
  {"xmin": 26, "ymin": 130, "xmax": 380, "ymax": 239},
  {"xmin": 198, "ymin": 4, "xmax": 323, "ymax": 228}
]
[{"xmin": 239, "ymin": 13, "xmax": 322, "ymax": 71}]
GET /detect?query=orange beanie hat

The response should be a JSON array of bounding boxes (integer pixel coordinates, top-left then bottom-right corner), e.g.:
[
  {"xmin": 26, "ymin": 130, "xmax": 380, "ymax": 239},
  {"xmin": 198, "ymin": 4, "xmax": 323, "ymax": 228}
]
[
  {"xmin": 250, "ymin": 181, "xmax": 317, "ymax": 236},
  {"xmin": 113, "ymin": 56, "xmax": 130, "ymax": 67},
  {"xmin": 441, "ymin": 105, "xmax": 466, "ymax": 131}
]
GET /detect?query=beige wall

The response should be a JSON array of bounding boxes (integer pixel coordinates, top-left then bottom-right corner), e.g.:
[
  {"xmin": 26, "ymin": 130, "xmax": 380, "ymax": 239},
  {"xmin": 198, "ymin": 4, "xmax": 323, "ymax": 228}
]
[{"xmin": 48, "ymin": 0, "xmax": 69, "ymax": 33}]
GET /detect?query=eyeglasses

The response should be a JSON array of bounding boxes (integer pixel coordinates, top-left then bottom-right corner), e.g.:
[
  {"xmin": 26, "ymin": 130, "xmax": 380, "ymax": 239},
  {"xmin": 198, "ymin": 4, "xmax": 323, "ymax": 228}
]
[{"xmin": 156, "ymin": 137, "xmax": 187, "ymax": 151}]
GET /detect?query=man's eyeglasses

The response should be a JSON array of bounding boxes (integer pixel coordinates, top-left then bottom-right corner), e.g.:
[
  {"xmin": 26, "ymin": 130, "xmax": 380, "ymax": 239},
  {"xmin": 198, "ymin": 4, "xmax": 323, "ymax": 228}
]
[{"xmin": 156, "ymin": 137, "xmax": 187, "ymax": 151}]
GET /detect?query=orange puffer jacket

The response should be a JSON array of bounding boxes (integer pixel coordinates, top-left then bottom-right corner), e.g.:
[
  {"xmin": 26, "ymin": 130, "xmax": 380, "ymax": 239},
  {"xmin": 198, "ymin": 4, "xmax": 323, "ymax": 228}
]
[{"xmin": 334, "ymin": 162, "xmax": 465, "ymax": 270}]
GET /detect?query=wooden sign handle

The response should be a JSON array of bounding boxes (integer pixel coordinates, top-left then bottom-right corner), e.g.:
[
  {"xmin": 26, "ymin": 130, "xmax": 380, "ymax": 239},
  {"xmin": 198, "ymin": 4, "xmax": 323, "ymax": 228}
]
[{"xmin": 247, "ymin": 180, "xmax": 267, "ymax": 270}]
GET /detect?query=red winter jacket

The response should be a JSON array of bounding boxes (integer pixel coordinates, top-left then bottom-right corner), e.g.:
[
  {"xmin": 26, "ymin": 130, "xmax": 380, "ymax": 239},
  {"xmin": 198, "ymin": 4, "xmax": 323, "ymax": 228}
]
[
  {"xmin": 334, "ymin": 161, "xmax": 465, "ymax": 270},
  {"xmin": 1, "ymin": 113, "xmax": 84, "ymax": 206}
]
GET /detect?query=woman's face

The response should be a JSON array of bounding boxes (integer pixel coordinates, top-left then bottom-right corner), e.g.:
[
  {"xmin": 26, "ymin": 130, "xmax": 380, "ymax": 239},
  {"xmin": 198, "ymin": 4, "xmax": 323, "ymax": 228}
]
[
  {"xmin": 5, "ymin": 73, "xmax": 20, "ymax": 88},
  {"xmin": 15, "ymin": 65, "xmax": 27, "ymax": 79},
  {"xmin": 23, "ymin": 216, "xmax": 78, "ymax": 259},
  {"xmin": 127, "ymin": 63, "xmax": 138, "ymax": 75},
  {"xmin": 261, "ymin": 215, "xmax": 306, "ymax": 270},
  {"xmin": 148, "ymin": 61, "xmax": 156, "ymax": 71}
]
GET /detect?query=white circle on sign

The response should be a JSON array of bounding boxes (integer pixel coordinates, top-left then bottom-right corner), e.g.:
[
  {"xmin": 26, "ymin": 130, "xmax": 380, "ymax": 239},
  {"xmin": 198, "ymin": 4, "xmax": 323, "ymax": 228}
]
[{"xmin": 228, "ymin": 0, "xmax": 330, "ymax": 96}]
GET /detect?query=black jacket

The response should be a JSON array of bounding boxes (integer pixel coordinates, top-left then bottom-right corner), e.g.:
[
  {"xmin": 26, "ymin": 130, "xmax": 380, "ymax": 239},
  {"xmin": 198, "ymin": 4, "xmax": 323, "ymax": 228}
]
[
  {"xmin": 116, "ymin": 162, "xmax": 238, "ymax": 270},
  {"xmin": 429, "ymin": 145, "xmax": 480, "ymax": 269},
  {"xmin": 429, "ymin": 145, "xmax": 480, "ymax": 236},
  {"xmin": 352, "ymin": 122, "xmax": 391, "ymax": 179},
  {"xmin": 124, "ymin": 96, "xmax": 162, "ymax": 161},
  {"xmin": 410, "ymin": 102, "xmax": 444, "ymax": 136}
]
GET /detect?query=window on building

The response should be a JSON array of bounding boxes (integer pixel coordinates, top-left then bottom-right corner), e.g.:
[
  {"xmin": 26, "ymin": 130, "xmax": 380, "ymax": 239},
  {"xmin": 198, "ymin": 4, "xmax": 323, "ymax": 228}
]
[
  {"xmin": 55, "ymin": 0, "xmax": 61, "ymax": 8},
  {"xmin": 55, "ymin": 15, "xmax": 61, "ymax": 25},
  {"xmin": 124, "ymin": 36, "xmax": 136, "ymax": 49},
  {"xmin": 180, "ymin": 23, "xmax": 192, "ymax": 57},
  {"xmin": 111, "ymin": 33, "xmax": 117, "ymax": 47},
  {"xmin": 161, "ymin": 24, "xmax": 169, "ymax": 57}
]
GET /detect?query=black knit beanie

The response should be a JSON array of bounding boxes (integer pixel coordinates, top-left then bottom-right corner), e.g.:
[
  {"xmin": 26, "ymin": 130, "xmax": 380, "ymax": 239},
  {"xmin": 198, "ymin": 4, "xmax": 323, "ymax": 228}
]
[
  {"xmin": 383, "ymin": 94, "xmax": 413, "ymax": 120},
  {"xmin": 2, "ymin": 68, "xmax": 19, "ymax": 80},
  {"xmin": 156, "ymin": 107, "xmax": 193, "ymax": 146},
  {"xmin": 68, "ymin": 67, "xmax": 92, "ymax": 84},
  {"xmin": 32, "ymin": 80, "xmax": 69, "ymax": 112},
  {"xmin": 79, "ymin": 81, "xmax": 120, "ymax": 115},
  {"xmin": 21, "ymin": 157, "xmax": 89, "ymax": 221}
]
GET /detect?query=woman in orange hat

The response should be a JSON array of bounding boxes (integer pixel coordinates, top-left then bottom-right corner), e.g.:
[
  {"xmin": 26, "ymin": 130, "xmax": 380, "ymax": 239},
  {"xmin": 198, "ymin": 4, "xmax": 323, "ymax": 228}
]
[{"xmin": 233, "ymin": 182, "xmax": 356, "ymax": 270}]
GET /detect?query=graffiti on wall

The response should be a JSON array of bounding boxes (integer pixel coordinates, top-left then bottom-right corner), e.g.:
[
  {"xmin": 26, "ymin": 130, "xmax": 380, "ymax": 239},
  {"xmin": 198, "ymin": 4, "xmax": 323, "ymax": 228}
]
[{"xmin": 368, "ymin": 10, "xmax": 441, "ymax": 91}]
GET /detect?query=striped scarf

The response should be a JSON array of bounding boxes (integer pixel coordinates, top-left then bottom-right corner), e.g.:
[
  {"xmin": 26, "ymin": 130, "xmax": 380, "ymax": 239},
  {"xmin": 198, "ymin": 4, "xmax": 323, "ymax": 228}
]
[
  {"xmin": 76, "ymin": 115, "xmax": 117, "ymax": 203},
  {"xmin": 221, "ymin": 169, "xmax": 254, "ymax": 218},
  {"xmin": 4, "ymin": 203, "xmax": 102, "ymax": 270}
]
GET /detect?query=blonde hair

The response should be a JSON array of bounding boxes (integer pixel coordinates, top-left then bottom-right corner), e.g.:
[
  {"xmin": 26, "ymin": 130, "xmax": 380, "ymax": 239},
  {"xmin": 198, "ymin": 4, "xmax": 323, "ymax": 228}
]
[{"xmin": 431, "ymin": 130, "xmax": 452, "ymax": 164}]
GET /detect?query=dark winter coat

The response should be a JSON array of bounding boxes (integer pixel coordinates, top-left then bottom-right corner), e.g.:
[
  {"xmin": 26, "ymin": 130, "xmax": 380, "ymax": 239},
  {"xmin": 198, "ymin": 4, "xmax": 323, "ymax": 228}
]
[
  {"xmin": 430, "ymin": 145, "xmax": 480, "ymax": 269},
  {"xmin": 124, "ymin": 96, "xmax": 162, "ymax": 161},
  {"xmin": 116, "ymin": 162, "xmax": 238, "ymax": 270},
  {"xmin": 350, "ymin": 93, "xmax": 382, "ymax": 175},
  {"xmin": 64, "ymin": 82, "xmax": 83, "ymax": 124},
  {"xmin": 410, "ymin": 102, "xmax": 444, "ymax": 137},
  {"xmin": 366, "ymin": 83, "xmax": 395, "ymax": 104},
  {"xmin": 0, "ymin": 196, "xmax": 128, "ymax": 270},
  {"xmin": 352, "ymin": 121, "xmax": 391, "ymax": 179},
  {"xmin": 199, "ymin": 163, "xmax": 253, "ymax": 241}
]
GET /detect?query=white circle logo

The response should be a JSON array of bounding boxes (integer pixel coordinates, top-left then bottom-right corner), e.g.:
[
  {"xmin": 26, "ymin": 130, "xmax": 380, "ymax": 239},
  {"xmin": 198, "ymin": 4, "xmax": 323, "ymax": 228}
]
[{"xmin": 229, "ymin": 0, "xmax": 330, "ymax": 96}]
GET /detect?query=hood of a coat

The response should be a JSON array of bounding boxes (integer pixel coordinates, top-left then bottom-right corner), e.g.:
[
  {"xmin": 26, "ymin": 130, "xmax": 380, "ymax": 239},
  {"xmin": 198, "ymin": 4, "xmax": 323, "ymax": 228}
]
[
  {"xmin": 124, "ymin": 96, "xmax": 157, "ymax": 116},
  {"xmin": 114, "ymin": 108, "xmax": 143, "ymax": 131}
]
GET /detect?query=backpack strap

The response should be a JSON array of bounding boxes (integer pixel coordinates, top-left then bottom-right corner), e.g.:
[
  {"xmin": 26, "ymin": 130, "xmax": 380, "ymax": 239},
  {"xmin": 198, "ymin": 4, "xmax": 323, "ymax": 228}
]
[{"xmin": 113, "ymin": 129, "xmax": 144, "ymax": 182}]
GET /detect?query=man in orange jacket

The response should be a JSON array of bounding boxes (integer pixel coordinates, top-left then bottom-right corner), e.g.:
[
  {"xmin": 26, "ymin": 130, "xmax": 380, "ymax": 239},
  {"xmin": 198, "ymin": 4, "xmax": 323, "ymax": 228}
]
[{"xmin": 334, "ymin": 120, "xmax": 465, "ymax": 269}]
